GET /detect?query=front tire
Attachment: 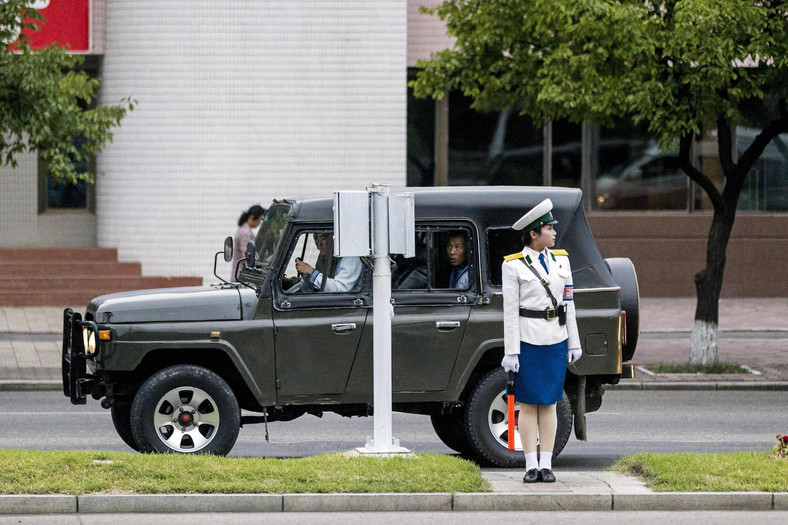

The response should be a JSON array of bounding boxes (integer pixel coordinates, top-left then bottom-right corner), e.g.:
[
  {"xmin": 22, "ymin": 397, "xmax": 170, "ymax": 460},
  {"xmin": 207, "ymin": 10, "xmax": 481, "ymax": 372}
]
[
  {"xmin": 111, "ymin": 403, "xmax": 140, "ymax": 452},
  {"xmin": 130, "ymin": 365, "xmax": 240, "ymax": 455},
  {"xmin": 463, "ymin": 368, "xmax": 572, "ymax": 467}
]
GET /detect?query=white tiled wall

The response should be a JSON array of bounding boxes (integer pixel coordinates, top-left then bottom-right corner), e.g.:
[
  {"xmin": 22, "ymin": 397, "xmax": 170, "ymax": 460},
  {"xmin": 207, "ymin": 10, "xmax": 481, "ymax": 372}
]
[
  {"xmin": 407, "ymin": 0, "xmax": 454, "ymax": 67},
  {"xmin": 97, "ymin": 1, "xmax": 407, "ymax": 281}
]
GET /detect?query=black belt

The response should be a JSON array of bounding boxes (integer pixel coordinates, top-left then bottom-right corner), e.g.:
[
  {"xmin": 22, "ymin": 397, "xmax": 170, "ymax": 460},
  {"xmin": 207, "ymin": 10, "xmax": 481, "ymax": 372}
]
[{"xmin": 519, "ymin": 304, "xmax": 566, "ymax": 324}]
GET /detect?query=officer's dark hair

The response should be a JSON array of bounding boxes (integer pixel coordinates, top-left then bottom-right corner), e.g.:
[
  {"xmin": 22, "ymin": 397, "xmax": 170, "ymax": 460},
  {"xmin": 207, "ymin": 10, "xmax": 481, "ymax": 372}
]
[
  {"xmin": 522, "ymin": 226, "xmax": 542, "ymax": 247},
  {"xmin": 238, "ymin": 205, "xmax": 266, "ymax": 227}
]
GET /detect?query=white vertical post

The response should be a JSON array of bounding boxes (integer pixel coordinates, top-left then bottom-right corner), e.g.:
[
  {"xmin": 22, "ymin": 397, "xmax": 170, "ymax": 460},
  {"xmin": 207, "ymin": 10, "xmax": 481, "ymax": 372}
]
[{"xmin": 370, "ymin": 184, "xmax": 393, "ymax": 451}]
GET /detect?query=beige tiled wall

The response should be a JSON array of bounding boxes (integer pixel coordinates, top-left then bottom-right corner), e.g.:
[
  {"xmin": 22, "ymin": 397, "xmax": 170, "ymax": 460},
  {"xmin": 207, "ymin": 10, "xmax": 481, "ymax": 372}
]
[{"xmin": 96, "ymin": 1, "xmax": 408, "ymax": 280}]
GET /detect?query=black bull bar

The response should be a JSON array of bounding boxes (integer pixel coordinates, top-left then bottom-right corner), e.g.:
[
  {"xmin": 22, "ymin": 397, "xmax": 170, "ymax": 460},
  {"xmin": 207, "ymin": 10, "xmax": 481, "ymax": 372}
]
[{"xmin": 62, "ymin": 308, "xmax": 99, "ymax": 405}]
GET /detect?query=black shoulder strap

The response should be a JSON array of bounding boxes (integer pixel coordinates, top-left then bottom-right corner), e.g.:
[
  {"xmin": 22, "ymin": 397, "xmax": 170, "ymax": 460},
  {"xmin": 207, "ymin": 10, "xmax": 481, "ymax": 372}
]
[{"xmin": 518, "ymin": 258, "xmax": 558, "ymax": 309}]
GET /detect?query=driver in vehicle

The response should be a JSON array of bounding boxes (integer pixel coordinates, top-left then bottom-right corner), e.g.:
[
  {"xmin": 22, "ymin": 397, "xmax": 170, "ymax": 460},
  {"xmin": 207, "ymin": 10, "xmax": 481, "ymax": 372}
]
[{"xmin": 295, "ymin": 233, "xmax": 363, "ymax": 293}]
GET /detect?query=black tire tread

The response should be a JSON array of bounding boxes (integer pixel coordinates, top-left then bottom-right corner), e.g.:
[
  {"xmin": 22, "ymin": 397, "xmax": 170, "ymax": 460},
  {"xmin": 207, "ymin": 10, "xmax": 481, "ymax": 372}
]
[
  {"xmin": 111, "ymin": 403, "xmax": 140, "ymax": 452},
  {"xmin": 130, "ymin": 364, "xmax": 240, "ymax": 455}
]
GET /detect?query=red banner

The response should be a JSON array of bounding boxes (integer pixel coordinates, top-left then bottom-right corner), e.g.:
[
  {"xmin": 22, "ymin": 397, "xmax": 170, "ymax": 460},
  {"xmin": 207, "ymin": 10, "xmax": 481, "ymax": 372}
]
[{"xmin": 19, "ymin": 0, "xmax": 90, "ymax": 52}]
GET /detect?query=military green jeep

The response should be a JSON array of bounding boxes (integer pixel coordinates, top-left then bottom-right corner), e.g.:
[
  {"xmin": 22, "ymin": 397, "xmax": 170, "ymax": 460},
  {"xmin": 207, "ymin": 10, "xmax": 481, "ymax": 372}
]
[{"xmin": 63, "ymin": 187, "xmax": 638, "ymax": 467}]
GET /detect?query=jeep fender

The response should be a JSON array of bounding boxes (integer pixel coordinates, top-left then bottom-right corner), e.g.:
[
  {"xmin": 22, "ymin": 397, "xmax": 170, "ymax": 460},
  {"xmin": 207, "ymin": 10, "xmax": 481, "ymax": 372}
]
[{"xmin": 102, "ymin": 340, "xmax": 265, "ymax": 405}]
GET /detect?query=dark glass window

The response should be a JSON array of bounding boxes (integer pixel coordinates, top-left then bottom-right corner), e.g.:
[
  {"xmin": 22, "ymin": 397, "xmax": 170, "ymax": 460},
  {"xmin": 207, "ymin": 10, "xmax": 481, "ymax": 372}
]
[
  {"xmin": 552, "ymin": 120, "xmax": 581, "ymax": 188},
  {"xmin": 39, "ymin": 135, "xmax": 93, "ymax": 212},
  {"xmin": 486, "ymin": 227, "xmax": 522, "ymax": 287},
  {"xmin": 447, "ymin": 93, "xmax": 542, "ymax": 186},
  {"xmin": 594, "ymin": 122, "xmax": 687, "ymax": 210},
  {"xmin": 407, "ymin": 70, "xmax": 435, "ymax": 187}
]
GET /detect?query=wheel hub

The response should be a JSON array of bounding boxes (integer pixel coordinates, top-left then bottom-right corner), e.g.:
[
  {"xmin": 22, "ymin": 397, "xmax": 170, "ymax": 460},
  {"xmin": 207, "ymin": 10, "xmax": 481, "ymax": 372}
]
[
  {"xmin": 153, "ymin": 386, "xmax": 220, "ymax": 452},
  {"xmin": 487, "ymin": 388, "xmax": 523, "ymax": 451}
]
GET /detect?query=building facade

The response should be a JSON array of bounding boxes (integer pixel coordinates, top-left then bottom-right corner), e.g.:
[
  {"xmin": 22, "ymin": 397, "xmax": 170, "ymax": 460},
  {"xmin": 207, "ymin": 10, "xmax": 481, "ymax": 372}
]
[{"xmin": 1, "ymin": 0, "xmax": 786, "ymax": 294}]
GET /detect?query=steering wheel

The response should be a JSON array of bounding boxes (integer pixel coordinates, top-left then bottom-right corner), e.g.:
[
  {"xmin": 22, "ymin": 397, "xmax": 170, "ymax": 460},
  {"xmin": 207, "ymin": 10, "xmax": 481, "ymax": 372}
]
[{"xmin": 295, "ymin": 258, "xmax": 314, "ymax": 294}]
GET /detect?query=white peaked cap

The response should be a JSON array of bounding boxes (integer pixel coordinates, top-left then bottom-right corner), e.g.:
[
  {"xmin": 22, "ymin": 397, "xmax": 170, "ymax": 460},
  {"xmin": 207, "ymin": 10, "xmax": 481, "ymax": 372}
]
[{"xmin": 512, "ymin": 198, "xmax": 558, "ymax": 231}]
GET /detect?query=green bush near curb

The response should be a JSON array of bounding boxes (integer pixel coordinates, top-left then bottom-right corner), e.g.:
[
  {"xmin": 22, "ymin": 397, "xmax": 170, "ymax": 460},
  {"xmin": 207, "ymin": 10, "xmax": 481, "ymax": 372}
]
[
  {"xmin": 610, "ymin": 452, "xmax": 788, "ymax": 492},
  {"xmin": 0, "ymin": 449, "xmax": 490, "ymax": 495}
]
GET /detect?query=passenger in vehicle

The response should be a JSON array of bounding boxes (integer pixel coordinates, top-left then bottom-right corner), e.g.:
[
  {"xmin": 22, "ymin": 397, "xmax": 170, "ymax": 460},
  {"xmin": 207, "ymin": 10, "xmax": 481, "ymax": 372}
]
[
  {"xmin": 295, "ymin": 233, "xmax": 363, "ymax": 292},
  {"xmin": 446, "ymin": 231, "xmax": 469, "ymax": 289}
]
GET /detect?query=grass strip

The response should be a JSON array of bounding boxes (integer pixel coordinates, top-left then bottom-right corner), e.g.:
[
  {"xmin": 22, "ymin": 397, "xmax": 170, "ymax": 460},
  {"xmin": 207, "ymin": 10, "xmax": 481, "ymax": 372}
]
[
  {"xmin": 643, "ymin": 362, "xmax": 748, "ymax": 374},
  {"xmin": 610, "ymin": 452, "xmax": 788, "ymax": 492},
  {"xmin": 0, "ymin": 449, "xmax": 490, "ymax": 495}
]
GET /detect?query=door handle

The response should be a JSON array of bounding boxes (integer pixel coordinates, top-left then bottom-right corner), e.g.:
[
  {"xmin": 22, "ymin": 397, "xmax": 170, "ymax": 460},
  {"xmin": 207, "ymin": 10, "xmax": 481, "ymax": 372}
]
[
  {"xmin": 435, "ymin": 321, "xmax": 460, "ymax": 331},
  {"xmin": 331, "ymin": 323, "xmax": 357, "ymax": 334}
]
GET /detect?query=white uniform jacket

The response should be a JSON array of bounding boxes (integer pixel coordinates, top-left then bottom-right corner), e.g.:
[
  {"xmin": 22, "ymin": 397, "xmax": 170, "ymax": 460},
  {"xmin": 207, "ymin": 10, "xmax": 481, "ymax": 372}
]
[{"xmin": 502, "ymin": 247, "xmax": 581, "ymax": 355}]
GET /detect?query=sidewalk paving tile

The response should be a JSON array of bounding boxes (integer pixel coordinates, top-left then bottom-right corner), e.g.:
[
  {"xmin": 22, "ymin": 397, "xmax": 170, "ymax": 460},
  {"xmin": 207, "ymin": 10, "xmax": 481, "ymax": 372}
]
[
  {"xmin": 2, "ymin": 309, "xmax": 30, "ymax": 333},
  {"xmin": 22, "ymin": 308, "xmax": 50, "ymax": 334},
  {"xmin": 0, "ymin": 342, "xmax": 16, "ymax": 368},
  {"xmin": 35, "ymin": 341, "xmax": 60, "ymax": 367},
  {"xmin": 0, "ymin": 495, "xmax": 76, "ymax": 514},
  {"xmin": 614, "ymin": 492, "xmax": 774, "ymax": 511},
  {"xmin": 77, "ymin": 494, "xmax": 283, "ymax": 514},
  {"xmin": 12, "ymin": 341, "xmax": 40, "ymax": 368}
]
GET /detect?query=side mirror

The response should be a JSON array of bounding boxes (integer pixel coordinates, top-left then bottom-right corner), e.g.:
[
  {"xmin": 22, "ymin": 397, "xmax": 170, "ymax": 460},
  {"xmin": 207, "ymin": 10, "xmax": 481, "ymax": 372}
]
[
  {"xmin": 245, "ymin": 241, "xmax": 256, "ymax": 268},
  {"xmin": 223, "ymin": 236, "xmax": 233, "ymax": 263}
]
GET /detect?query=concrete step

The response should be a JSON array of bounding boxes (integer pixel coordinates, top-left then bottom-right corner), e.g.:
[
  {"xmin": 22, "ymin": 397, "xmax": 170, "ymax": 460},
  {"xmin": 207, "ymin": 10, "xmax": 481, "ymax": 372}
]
[
  {"xmin": 0, "ymin": 261, "xmax": 143, "ymax": 277},
  {"xmin": 0, "ymin": 248, "xmax": 119, "ymax": 262},
  {"xmin": 0, "ymin": 277, "xmax": 202, "ymax": 291}
]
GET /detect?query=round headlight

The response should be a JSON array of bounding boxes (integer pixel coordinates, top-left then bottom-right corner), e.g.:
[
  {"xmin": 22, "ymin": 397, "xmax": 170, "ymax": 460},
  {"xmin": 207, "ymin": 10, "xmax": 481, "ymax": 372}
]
[{"xmin": 82, "ymin": 327, "xmax": 97, "ymax": 356}]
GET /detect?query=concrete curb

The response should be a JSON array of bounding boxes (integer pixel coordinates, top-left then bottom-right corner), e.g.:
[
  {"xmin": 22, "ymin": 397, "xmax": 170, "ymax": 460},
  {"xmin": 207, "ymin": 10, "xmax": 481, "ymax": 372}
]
[
  {"xmin": 2, "ymin": 492, "xmax": 787, "ymax": 514},
  {"xmin": 0, "ymin": 380, "xmax": 62, "ymax": 391},
  {"xmin": 0, "ymin": 495, "xmax": 76, "ymax": 515},
  {"xmin": 607, "ymin": 381, "xmax": 788, "ymax": 391}
]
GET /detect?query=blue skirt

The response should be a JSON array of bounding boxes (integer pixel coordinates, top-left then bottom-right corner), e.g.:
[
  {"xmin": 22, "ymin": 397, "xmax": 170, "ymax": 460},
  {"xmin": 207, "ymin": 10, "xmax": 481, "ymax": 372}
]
[{"xmin": 514, "ymin": 340, "xmax": 567, "ymax": 405}]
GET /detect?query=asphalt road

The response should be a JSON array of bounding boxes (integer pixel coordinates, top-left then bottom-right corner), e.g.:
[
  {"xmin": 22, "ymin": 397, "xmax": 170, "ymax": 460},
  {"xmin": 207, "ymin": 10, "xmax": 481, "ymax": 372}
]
[{"xmin": 0, "ymin": 391, "xmax": 784, "ymax": 470}]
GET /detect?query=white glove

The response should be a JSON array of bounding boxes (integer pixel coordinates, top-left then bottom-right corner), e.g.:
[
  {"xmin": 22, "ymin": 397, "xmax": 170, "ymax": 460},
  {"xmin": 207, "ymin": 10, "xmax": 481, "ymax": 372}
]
[
  {"xmin": 567, "ymin": 348, "xmax": 582, "ymax": 364},
  {"xmin": 501, "ymin": 354, "xmax": 520, "ymax": 373}
]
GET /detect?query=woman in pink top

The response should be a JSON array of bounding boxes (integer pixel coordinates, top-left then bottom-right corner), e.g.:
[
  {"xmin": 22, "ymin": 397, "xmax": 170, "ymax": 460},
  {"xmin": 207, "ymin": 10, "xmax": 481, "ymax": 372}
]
[{"xmin": 232, "ymin": 205, "xmax": 266, "ymax": 281}]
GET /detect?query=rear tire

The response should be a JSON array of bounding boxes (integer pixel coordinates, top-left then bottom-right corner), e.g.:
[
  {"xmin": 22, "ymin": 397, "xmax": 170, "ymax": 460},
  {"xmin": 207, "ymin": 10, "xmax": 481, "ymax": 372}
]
[{"xmin": 463, "ymin": 368, "xmax": 573, "ymax": 467}]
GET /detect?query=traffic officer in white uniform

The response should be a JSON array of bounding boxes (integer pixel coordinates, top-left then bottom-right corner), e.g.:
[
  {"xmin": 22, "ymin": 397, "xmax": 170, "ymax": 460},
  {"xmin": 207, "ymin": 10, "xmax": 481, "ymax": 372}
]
[{"xmin": 500, "ymin": 198, "xmax": 582, "ymax": 483}]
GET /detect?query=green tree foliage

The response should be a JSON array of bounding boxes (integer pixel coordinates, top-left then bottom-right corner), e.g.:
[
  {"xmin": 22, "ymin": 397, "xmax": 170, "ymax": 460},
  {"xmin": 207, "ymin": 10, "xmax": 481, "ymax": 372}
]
[
  {"xmin": 413, "ymin": 0, "xmax": 788, "ymax": 365},
  {"xmin": 0, "ymin": 0, "xmax": 133, "ymax": 184}
]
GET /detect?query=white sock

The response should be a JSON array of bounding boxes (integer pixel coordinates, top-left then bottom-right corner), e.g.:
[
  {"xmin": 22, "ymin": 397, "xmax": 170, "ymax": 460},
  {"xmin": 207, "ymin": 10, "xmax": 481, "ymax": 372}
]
[
  {"xmin": 539, "ymin": 453, "xmax": 552, "ymax": 471},
  {"xmin": 525, "ymin": 452, "xmax": 538, "ymax": 471}
]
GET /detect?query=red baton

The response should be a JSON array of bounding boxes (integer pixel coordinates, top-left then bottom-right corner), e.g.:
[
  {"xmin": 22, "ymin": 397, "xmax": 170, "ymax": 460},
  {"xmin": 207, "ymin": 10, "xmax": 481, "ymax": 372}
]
[{"xmin": 507, "ymin": 371, "xmax": 515, "ymax": 450}]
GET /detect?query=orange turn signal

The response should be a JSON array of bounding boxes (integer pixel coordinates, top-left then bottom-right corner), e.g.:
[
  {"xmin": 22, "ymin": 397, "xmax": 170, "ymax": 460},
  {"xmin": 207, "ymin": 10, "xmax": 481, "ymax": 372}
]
[{"xmin": 98, "ymin": 330, "xmax": 112, "ymax": 341}]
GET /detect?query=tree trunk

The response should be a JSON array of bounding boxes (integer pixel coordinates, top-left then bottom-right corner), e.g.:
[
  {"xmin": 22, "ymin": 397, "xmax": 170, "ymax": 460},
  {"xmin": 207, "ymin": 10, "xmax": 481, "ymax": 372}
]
[{"xmin": 690, "ymin": 209, "xmax": 734, "ymax": 366}]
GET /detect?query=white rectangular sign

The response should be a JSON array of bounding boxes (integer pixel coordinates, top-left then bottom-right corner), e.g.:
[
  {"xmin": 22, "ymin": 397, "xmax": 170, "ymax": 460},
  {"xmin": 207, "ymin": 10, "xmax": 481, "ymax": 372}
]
[
  {"xmin": 333, "ymin": 191, "xmax": 370, "ymax": 257},
  {"xmin": 388, "ymin": 193, "xmax": 415, "ymax": 258}
]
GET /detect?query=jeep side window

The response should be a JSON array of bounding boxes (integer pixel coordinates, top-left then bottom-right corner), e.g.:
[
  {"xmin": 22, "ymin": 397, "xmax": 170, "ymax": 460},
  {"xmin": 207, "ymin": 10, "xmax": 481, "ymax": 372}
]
[
  {"xmin": 392, "ymin": 227, "xmax": 472, "ymax": 291},
  {"xmin": 487, "ymin": 227, "xmax": 522, "ymax": 287},
  {"xmin": 281, "ymin": 231, "xmax": 364, "ymax": 294}
]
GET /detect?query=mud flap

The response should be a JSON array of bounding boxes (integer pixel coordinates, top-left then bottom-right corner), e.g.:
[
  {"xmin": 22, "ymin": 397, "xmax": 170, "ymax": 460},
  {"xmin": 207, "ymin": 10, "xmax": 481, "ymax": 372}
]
[{"xmin": 573, "ymin": 375, "xmax": 587, "ymax": 441}]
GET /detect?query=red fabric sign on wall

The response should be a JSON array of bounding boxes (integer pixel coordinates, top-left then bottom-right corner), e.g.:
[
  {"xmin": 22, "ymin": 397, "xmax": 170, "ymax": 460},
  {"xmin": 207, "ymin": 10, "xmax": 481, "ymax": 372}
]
[{"xmin": 21, "ymin": 0, "xmax": 90, "ymax": 52}]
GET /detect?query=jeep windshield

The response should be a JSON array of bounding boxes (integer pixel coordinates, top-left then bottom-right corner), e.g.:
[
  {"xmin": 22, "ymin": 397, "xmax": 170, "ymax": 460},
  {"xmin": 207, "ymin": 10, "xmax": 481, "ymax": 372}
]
[{"xmin": 239, "ymin": 202, "xmax": 291, "ymax": 282}]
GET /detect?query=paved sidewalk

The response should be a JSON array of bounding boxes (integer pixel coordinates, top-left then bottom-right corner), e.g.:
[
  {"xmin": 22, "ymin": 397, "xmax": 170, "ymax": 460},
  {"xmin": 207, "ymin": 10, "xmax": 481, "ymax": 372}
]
[
  {"xmin": 1, "ymin": 299, "xmax": 787, "ymax": 387},
  {"xmin": 0, "ymin": 469, "xmax": 786, "ymax": 514}
]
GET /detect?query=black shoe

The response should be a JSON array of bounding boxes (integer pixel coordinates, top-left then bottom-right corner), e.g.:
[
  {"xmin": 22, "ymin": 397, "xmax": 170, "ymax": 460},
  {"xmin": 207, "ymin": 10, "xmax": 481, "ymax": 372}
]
[
  {"xmin": 539, "ymin": 468, "xmax": 556, "ymax": 483},
  {"xmin": 523, "ymin": 468, "xmax": 540, "ymax": 483}
]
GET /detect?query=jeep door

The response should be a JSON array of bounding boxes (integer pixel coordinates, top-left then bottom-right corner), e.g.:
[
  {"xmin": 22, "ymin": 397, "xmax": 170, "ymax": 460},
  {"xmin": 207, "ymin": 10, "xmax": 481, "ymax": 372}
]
[
  {"xmin": 271, "ymin": 229, "xmax": 371, "ymax": 400},
  {"xmin": 372, "ymin": 225, "xmax": 476, "ymax": 393}
]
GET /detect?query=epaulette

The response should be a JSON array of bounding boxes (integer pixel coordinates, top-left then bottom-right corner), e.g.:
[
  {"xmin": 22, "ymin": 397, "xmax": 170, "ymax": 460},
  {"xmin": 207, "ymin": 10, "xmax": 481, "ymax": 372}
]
[
  {"xmin": 503, "ymin": 252, "xmax": 524, "ymax": 261},
  {"xmin": 551, "ymin": 249, "xmax": 569, "ymax": 256}
]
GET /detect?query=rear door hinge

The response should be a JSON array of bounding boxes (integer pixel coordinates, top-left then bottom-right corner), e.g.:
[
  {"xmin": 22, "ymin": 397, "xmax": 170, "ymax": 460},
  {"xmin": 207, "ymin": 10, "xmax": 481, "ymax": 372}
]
[{"xmin": 275, "ymin": 378, "xmax": 281, "ymax": 390}]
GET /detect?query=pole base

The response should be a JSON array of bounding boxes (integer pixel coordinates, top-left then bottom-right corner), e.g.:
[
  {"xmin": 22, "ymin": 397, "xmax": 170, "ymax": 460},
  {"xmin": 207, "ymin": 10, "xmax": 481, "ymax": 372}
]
[{"xmin": 355, "ymin": 436, "xmax": 412, "ymax": 456}]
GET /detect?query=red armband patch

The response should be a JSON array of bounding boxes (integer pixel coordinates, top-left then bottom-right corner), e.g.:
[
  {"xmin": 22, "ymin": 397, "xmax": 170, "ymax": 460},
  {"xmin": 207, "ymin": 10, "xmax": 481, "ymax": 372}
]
[{"xmin": 563, "ymin": 286, "xmax": 573, "ymax": 300}]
